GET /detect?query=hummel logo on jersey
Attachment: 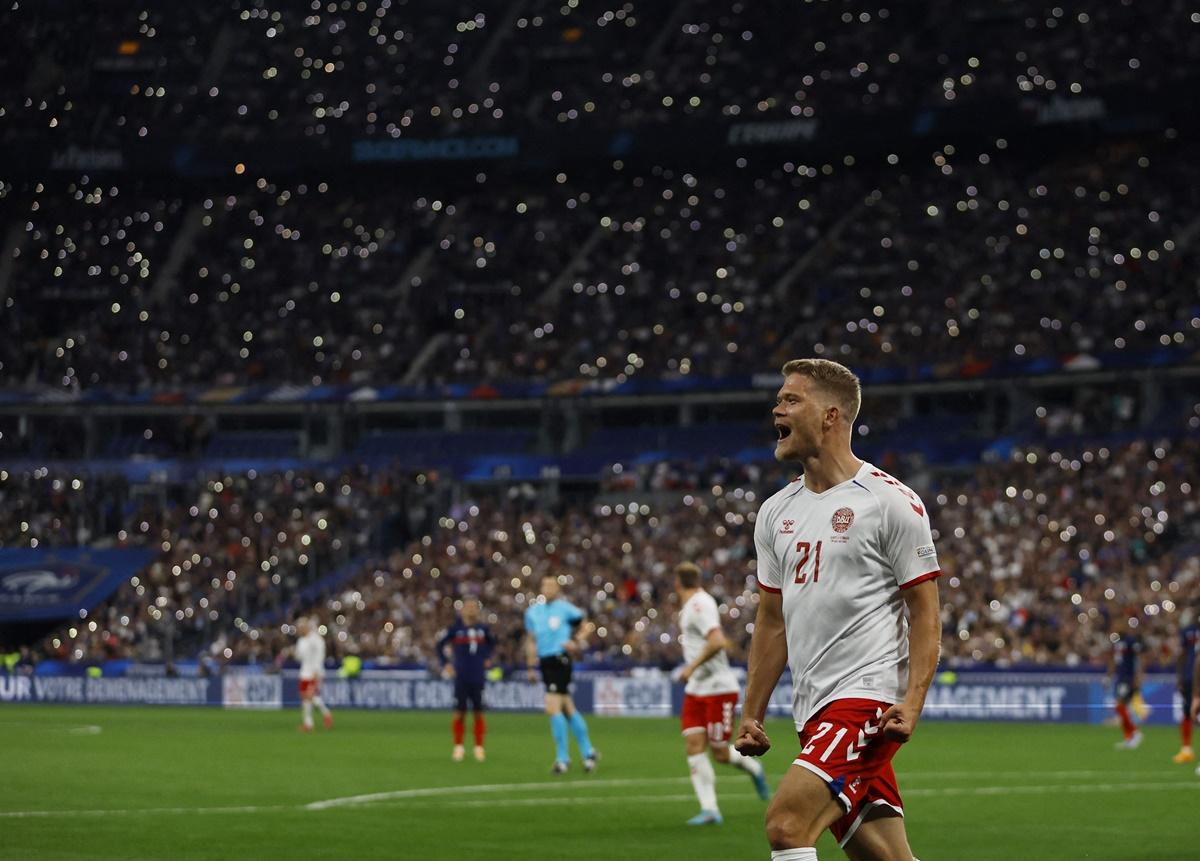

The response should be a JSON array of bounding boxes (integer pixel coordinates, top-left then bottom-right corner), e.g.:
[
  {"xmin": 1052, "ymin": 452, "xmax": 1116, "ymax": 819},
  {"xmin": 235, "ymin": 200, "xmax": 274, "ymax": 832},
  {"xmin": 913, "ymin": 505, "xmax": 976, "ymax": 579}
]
[{"xmin": 780, "ymin": 520, "xmax": 795, "ymax": 534}]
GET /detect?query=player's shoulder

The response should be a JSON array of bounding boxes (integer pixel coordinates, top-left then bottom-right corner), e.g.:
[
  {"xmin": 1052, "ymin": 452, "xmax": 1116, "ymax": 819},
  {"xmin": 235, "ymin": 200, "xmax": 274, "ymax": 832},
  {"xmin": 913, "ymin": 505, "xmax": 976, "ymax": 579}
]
[
  {"xmin": 854, "ymin": 462, "xmax": 913, "ymax": 492},
  {"xmin": 853, "ymin": 463, "xmax": 929, "ymax": 516}
]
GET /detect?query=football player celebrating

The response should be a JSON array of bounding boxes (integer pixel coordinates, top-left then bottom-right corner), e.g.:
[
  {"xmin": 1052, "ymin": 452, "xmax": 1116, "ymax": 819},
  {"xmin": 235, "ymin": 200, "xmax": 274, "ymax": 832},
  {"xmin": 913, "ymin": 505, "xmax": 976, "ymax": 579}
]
[{"xmin": 736, "ymin": 359, "xmax": 941, "ymax": 861}]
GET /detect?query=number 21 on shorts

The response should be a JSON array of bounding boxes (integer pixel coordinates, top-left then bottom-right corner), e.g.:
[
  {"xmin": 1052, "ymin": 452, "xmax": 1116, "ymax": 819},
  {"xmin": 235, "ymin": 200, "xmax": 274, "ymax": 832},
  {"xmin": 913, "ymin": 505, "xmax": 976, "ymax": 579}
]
[
  {"xmin": 794, "ymin": 540, "xmax": 823, "ymax": 584},
  {"xmin": 801, "ymin": 721, "xmax": 844, "ymax": 762}
]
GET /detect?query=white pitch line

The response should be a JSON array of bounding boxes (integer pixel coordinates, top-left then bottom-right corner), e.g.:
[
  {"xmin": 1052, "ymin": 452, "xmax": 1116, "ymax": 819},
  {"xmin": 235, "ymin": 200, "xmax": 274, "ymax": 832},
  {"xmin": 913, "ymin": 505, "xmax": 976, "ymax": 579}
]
[
  {"xmin": 305, "ymin": 770, "xmax": 1186, "ymax": 811},
  {"xmin": 2, "ymin": 778, "xmax": 1197, "ymax": 820},
  {"xmin": 906, "ymin": 781, "xmax": 1200, "ymax": 798},
  {"xmin": 0, "ymin": 804, "xmax": 292, "ymax": 819},
  {"xmin": 315, "ymin": 781, "xmax": 1200, "ymax": 812},
  {"xmin": 387, "ymin": 793, "xmax": 702, "ymax": 810},
  {"xmin": 304, "ymin": 777, "xmax": 690, "ymax": 810},
  {"xmin": 903, "ymin": 769, "xmax": 1177, "ymax": 780},
  {"xmin": 0, "ymin": 721, "xmax": 103, "ymax": 736}
]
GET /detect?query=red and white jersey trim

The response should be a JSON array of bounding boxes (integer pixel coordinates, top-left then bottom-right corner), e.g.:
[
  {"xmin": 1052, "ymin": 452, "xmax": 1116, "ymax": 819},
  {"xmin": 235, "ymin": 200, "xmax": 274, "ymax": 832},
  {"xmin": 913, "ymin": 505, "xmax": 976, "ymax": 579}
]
[
  {"xmin": 899, "ymin": 570, "xmax": 941, "ymax": 590},
  {"xmin": 755, "ymin": 576, "xmax": 781, "ymax": 594}
]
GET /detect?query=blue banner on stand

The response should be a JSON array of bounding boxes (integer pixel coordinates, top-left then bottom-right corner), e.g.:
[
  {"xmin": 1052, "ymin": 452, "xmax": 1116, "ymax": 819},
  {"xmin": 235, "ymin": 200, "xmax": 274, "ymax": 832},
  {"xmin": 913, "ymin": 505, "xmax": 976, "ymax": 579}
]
[
  {"xmin": 0, "ymin": 548, "xmax": 155, "ymax": 622},
  {"xmin": 0, "ymin": 674, "xmax": 211, "ymax": 705},
  {"xmin": 0, "ymin": 666, "xmax": 1185, "ymax": 727}
]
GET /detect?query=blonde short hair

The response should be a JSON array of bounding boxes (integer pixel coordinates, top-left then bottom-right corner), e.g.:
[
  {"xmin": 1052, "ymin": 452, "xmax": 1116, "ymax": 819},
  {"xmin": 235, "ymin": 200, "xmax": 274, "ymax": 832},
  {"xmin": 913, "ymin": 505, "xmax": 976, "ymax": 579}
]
[
  {"xmin": 780, "ymin": 358, "xmax": 861, "ymax": 424},
  {"xmin": 674, "ymin": 562, "xmax": 702, "ymax": 589}
]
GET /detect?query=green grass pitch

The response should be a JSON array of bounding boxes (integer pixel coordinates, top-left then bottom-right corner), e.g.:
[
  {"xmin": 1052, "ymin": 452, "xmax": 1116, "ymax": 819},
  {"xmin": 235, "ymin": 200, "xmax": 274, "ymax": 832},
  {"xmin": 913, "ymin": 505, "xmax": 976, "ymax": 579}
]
[{"xmin": 0, "ymin": 706, "xmax": 1196, "ymax": 860}]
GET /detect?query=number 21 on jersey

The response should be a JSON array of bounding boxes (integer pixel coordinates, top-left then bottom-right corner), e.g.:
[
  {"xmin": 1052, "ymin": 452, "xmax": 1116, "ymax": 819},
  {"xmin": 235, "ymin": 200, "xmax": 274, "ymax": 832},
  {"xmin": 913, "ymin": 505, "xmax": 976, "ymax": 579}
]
[{"xmin": 794, "ymin": 540, "xmax": 823, "ymax": 584}]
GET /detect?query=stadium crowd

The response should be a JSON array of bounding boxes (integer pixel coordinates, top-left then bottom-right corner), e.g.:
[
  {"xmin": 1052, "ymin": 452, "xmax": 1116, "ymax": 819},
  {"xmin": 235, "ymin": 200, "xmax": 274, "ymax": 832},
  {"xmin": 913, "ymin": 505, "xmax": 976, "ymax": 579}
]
[
  {"xmin": 2, "ymin": 0, "xmax": 1198, "ymax": 685},
  {"xmin": 3, "ymin": 0, "xmax": 1197, "ymax": 144},
  {"xmin": 14, "ymin": 433, "xmax": 1198, "ymax": 673},
  {"xmin": 3, "ymin": 0, "xmax": 1200, "ymax": 392},
  {"xmin": 5, "ymin": 139, "xmax": 1198, "ymax": 391},
  {"xmin": 3, "ymin": 463, "xmax": 430, "ymax": 662}
]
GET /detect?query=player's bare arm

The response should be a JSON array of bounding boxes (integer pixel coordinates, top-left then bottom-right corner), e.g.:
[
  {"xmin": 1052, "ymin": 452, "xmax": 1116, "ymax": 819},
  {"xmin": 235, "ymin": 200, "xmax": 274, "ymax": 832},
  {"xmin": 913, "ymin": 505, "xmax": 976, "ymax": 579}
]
[
  {"xmin": 566, "ymin": 618, "xmax": 595, "ymax": 655},
  {"xmin": 736, "ymin": 589, "xmax": 788, "ymax": 756},
  {"xmin": 524, "ymin": 633, "xmax": 538, "ymax": 682},
  {"xmin": 882, "ymin": 578, "xmax": 941, "ymax": 743},
  {"xmin": 437, "ymin": 632, "xmax": 455, "ymax": 679},
  {"xmin": 680, "ymin": 627, "xmax": 727, "ymax": 682},
  {"xmin": 1191, "ymin": 651, "xmax": 1200, "ymax": 722},
  {"xmin": 568, "ymin": 623, "xmax": 592, "ymax": 652}
]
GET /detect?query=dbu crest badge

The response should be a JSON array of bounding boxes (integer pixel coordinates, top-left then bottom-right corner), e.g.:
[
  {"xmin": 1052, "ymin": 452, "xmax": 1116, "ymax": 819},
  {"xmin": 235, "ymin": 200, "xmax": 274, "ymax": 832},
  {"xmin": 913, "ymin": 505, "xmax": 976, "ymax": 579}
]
[{"xmin": 831, "ymin": 507, "xmax": 855, "ymax": 534}]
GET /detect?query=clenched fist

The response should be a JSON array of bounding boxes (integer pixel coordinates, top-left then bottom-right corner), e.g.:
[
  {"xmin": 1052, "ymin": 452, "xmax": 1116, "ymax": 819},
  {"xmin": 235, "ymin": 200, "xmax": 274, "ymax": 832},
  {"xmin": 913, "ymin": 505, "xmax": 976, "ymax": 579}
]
[{"xmin": 734, "ymin": 717, "xmax": 771, "ymax": 756}]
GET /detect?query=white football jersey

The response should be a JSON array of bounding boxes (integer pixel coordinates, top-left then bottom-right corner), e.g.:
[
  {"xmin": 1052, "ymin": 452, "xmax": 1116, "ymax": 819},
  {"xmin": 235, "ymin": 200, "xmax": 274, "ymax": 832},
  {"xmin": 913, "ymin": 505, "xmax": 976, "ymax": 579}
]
[
  {"xmin": 679, "ymin": 589, "xmax": 740, "ymax": 696},
  {"xmin": 754, "ymin": 461, "xmax": 940, "ymax": 727},
  {"xmin": 296, "ymin": 631, "xmax": 327, "ymax": 681}
]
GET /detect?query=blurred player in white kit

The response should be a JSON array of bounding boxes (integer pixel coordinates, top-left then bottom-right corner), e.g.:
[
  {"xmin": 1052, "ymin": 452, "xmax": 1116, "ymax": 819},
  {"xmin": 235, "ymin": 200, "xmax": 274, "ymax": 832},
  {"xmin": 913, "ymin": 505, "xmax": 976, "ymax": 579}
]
[
  {"xmin": 675, "ymin": 561, "xmax": 770, "ymax": 825},
  {"xmin": 295, "ymin": 617, "xmax": 333, "ymax": 732}
]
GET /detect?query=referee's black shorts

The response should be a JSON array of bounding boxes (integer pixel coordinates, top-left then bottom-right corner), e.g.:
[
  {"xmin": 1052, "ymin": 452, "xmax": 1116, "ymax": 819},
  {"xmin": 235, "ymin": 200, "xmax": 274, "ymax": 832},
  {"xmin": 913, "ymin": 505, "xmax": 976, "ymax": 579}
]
[{"xmin": 539, "ymin": 654, "xmax": 573, "ymax": 694}]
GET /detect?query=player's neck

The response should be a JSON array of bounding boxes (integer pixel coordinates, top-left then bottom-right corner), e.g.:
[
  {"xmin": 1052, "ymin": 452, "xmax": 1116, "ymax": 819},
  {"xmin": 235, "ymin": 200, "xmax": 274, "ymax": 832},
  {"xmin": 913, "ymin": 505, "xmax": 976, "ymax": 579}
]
[{"xmin": 800, "ymin": 446, "xmax": 863, "ymax": 494}]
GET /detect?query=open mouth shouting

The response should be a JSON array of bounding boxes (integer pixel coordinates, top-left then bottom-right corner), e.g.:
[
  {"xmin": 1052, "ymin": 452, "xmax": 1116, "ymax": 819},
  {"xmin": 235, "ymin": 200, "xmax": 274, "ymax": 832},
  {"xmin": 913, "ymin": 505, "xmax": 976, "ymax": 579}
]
[{"xmin": 775, "ymin": 423, "xmax": 792, "ymax": 442}]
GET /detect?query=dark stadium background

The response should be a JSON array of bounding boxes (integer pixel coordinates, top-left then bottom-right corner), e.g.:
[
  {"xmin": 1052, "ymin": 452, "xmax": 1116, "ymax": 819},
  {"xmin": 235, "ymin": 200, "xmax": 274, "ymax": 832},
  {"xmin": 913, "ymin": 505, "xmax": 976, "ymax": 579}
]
[{"xmin": 0, "ymin": 4, "xmax": 1197, "ymax": 856}]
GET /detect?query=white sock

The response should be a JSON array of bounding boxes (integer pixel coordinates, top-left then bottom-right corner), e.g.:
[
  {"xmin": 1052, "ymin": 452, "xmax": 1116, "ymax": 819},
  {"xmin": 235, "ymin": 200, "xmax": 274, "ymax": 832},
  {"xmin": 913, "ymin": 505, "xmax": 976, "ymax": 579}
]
[
  {"xmin": 724, "ymin": 745, "xmax": 764, "ymax": 778},
  {"xmin": 312, "ymin": 695, "xmax": 330, "ymax": 717},
  {"xmin": 687, "ymin": 753, "xmax": 719, "ymax": 813},
  {"xmin": 770, "ymin": 850, "xmax": 817, "ymax": 861},
  {"xmin": 302, "ymin": 700, "xmax": 313, "ymax": 727}
]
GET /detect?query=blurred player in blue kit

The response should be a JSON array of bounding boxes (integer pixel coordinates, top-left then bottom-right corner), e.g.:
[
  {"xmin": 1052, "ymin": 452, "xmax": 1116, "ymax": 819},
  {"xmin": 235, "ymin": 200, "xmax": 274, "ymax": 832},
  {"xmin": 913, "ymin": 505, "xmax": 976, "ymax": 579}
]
[
  {"xmin": 1108, "ymin": 618, "xmax": 1143, "ymax": 750},
  {"xmin": 1174, "ymin": 603, "xmax": 1198, "ymax": 765},
  {"xmin": 1191, "ymin": 609, "xmax": 1200, "ymax": 777},
  {"xmin": 438, "ymin": 597, "xmax": 494, "ymax": 762},
  {"xmin": 524, "ymin": 574, "xmax": 598, "ymax": 774}
]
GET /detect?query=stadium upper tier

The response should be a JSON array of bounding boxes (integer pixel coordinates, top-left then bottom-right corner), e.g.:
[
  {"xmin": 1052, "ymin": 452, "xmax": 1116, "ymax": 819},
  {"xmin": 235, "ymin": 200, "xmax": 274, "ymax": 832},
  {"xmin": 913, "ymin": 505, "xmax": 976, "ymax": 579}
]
[
  {"xmin": 13, "ymin": 433, "xmax": 1199, "ymax": 672},
  {"xmin": 1, "ymin": 0, "xmax": 1196, "ymax": 144},
  {"xmin": 2, "ymin": 138, "xmax": 1197, "ymax": 392}
]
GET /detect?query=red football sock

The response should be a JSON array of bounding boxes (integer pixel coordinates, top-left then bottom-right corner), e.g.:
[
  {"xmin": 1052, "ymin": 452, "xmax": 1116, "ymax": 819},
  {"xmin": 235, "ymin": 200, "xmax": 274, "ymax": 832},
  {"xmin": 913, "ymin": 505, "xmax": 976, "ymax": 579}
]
[
  {"xmin": 452, "ymin": 716, "xmax": 465, "ymax": 745},
  {"xmin": 1183, "ymin": 714, "xmax": 1193, "ymax": 747},
  {"xmin": 1116, "ymin": 702, "xmax": 1135, "ymax": 739},
  {"xmin": 474, "ymin": 715, "xmax": 486, "ymax": 746}
]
